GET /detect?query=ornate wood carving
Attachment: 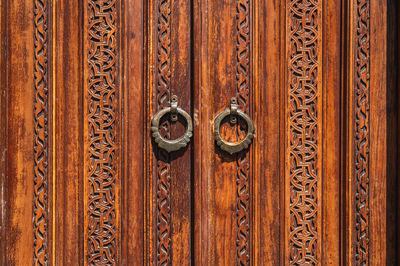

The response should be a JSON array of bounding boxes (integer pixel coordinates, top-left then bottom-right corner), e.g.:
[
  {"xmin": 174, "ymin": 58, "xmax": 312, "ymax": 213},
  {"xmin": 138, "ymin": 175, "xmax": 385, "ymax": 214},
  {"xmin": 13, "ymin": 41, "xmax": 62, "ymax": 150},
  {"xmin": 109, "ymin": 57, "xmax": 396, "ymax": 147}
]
[
  {"xmin": 287, "ymin": 0, "xmax": 320, "ymax": 264},
  {"xmin": 236, "ymin": 0, "xmax": 251, "ymax": 265},
  {"xmin": 155, "ymin": 0, "xmax": 172, "ymax": 264},
  {"xmin": 354, "ymin": 0, "xmax": 370, "ymax": 263},
  {"xmin": 86, "ymin": 0, "xmax": 119, "ymax": 264},
  {"xmin": 34, "ymin": 0, "xmax": 49, "ymax": 265}
]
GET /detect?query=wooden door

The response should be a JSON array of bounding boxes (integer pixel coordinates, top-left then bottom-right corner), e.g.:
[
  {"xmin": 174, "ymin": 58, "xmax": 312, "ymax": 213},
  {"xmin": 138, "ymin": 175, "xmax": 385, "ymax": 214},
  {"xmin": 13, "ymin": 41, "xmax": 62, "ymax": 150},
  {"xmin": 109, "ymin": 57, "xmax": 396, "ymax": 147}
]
[{"xmin": 1, "ymin": 0, "xmax": 399, "ymax": 265}]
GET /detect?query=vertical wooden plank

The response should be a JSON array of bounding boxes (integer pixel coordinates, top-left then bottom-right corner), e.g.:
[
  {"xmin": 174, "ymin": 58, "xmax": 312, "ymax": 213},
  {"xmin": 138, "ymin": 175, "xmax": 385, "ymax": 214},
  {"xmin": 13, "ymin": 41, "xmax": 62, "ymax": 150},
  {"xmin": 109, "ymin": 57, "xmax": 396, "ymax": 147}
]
[
  {"xmin": 192, "ymin": 0, "xmax": 209, "ymax": 264},
  {"xmin": 0, "ymin": 0, "xmax": 7, "ymax": 263},
  {"xmin": 345, "ymin": 0, "xmax": 354, "ymax": 263},
  {"xmin": 4, "ymin": 0, "xmax": 35, "ymax": 265},
  {"xmin": 253, "ymin": 0, "xmax": 283, "ymax": 264},
  {"xmin": 145, "ymin": 0, "xmax": 155, "ymax": 264},
  {"xmin": 193, "ymin": 0, "xmax": 253, "ymax": 265},
  {"xmin": 210, "ymin": 1, "xmax": 242, "ymax": 264},
  {"xmin": 0, "ymin": 0, "xmax": 53, "ymax": 264},
  {"xmin": 5, "ymin": 0, "xmax": 35, "ymax": 263},
  {"xmin": 285, "ymin": 0, "xmax": 322, "ymax": 264},
  {"xmin": 386, "ymin": 0, "xmax": 400, "ymax": 263},
  {"xmin": 54, "ymin": 0, "xmax": 84, "ymax": 264},
  {"xmin": 148, "ymin": 0, "xmax": 193, "ymax": 264},
  {"xmin": 347, "ymin": 0, "xmax": 389, "ymax": 264},
  {"xmin": 369, "ymin": 0, "xmax": 387, "ymax": 264},
  {"xmin": 122, "ymin": 0, "xmax": 145, "ymax": 264},
  {"xmin": 322, "ymin": 0, "xmax": 342, "ymax": 264},
  {"xmin": 169, "ymin": 0, "xmax": 192, "ymax": 264},
  {"xmin": 83, "ymin": 0, "xmax": 121, "ymax": 264}
]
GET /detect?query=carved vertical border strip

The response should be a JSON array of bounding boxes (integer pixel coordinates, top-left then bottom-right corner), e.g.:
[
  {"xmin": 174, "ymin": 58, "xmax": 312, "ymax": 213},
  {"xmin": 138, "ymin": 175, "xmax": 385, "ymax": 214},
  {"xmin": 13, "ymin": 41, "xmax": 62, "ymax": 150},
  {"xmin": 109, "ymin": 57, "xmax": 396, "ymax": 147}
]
[
  {"xmin": 34, "ymin": 0, "xmax": 49, "ymax": 264},
  {"xmin": 354, "ymin": 0, "xmax": 370, "ymax": 264},
  {"xmin": 86, "ymin": 0, "xmax": 119, "ymax": 264},
  {"xmin": 155, "ymin": 0, "xmax": 171, "ymax": 265},
  {"xmin": 287, "ymin": 0, "xmax": 321, "ymax": 264},
  {"xmin": 236, "ymin": 0, "xmax": 251, "ymax": 265}
]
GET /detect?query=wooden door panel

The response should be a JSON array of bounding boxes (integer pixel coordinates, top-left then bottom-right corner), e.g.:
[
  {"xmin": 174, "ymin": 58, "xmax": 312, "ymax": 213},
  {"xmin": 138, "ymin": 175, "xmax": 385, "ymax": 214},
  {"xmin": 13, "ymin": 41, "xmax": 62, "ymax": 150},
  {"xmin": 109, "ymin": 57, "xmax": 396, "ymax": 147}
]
[
  {"xmin": 123, "ymin": 0, "xmax": 145, "ymax": 264},
  {"xmin": 251, "ymin": 1, "xmax": 283, "ymax": 264},
  {"xmin": 3, "ymin": 1, "xmax": 36, "ymax": 265},
  {"xmin": 194, "ymin": 0, "xmax": 342, "ymax": 264},
  {"xmin": 0, "ymin": 0, "xmax": 396, "ymax": 265},
  {"xmin": 146, "ymin": 0, "xmax": 193, "ymax": 264},
  {"xmin": 54, "ymin": 0, "xmax": 83, "ymax": 264},
  {"xmin": 193, "ymin": 0, "xmax": 253, "ymax": 264}
]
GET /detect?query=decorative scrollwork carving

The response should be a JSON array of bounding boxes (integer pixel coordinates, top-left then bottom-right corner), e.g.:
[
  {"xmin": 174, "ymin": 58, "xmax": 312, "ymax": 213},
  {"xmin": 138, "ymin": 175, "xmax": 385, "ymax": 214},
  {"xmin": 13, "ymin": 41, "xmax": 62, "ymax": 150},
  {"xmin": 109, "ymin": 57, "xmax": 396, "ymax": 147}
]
[
  {"xmin": 236, "ymin": 0, "xmax": 251, "ymax": 265},
  {"xmin": 156, "ymin": 0, "xmax": 172, "ymax": 265},
  {"xmin": 355, "ymin": 0, "xmax": 370, "ymax": 264},
  {"xmin": 34, "ymin": 0, "xmax": 49, "ymax": 265},
  {"xmin": 287, "ymin": 0, "xmax": 320, "ymax": 264},
  {"xmin": 87, "ymin": 0, "xmax": 118, "ymax": 264}
]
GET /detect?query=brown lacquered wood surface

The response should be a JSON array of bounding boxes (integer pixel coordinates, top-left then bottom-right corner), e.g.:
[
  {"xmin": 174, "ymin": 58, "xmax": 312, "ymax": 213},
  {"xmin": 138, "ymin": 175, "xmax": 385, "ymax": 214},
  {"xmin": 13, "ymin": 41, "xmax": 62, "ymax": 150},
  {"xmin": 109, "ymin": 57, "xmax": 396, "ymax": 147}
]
[
  {"xmin": 4, "ymin": 1, "xmax": 35, "ymax": 265},
  {"xmin": 0, "ymin": 0, "xmax": 398, "ymax": 265},
  {"xmin": 122, "ymin": 0, "xmax": 145, "ymax": 264},
  {"xmin": 54, "ymin": 0, "xmax": 83, "ymax": 264},
  {"xmin": 369, "ymin": 1, "xmax": 387, "ymax": 264}
]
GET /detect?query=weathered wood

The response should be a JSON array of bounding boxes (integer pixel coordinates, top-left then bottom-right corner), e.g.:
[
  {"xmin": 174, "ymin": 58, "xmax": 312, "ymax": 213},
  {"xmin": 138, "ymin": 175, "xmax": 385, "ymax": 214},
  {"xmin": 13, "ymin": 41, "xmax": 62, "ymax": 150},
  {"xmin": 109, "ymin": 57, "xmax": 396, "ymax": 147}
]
[
  {"xmin": 4, "ymin": 1, "xmax": 36, "ymax": 264},
  {"xmin": 53, "ymin": 0, "xmax": 84, "ymax": 264},
  {"xmin": 0, "ymin": 0, "xmax": 396, "ymax": 264}
]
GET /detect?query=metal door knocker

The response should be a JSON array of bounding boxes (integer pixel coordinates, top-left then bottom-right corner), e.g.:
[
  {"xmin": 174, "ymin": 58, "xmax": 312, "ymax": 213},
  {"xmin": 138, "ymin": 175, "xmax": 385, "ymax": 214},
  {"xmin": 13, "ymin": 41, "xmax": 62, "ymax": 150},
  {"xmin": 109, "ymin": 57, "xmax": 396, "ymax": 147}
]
[
  {"xmin": 214, "ymin": 97, "xmax": 255, "ymax": 154},
  {"xmin": 151, "ymin": 95, "xmax": 193, "ymax": 153}
]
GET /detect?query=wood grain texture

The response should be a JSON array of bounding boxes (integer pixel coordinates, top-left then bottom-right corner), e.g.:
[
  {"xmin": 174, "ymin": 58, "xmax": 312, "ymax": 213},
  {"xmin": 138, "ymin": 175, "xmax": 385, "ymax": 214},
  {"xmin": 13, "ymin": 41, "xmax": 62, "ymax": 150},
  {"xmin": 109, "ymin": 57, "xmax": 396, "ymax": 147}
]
[
  {"xmin": 0, "ymin": 0, "xmax": 6, "ymax": 264},
  {"xmin": 346, "ymin": 0, "xmax": 388, "ymax": 264},
  {"xmin": 0, "ymin": 0, "xmax": 396, "ymax": 264},
  {"xmin": 53, "ymin": 0, "xmax": 83, "ymax": 264},
  {"xmin": 369, "ymin": 0, "xmax": 387, "ymax": 264},
  {"xmin": 4, "ymin": 0, "xmax": 36, "ymax": 264},
  {"xmin": 146, "ymin": 0, "xmax": 193, "ymax": 265},
  {"xmin": 195, "ymin": 1, "xmax": 245, "ymax": 264},
  {"xmin": 386, "ymin": 0, "xmax": 400, "ymax": 264},
  {"xmin": 193, "ymin": 0, "xmax": 254, "ymax": 264},
  {"xmin": 322, "ymin": 0, "xmax": 342, "ymax": 264},
  {"xmin": 168, "ymin": 0, "xmax": 192, "ymax": 264},
  {"xmin": 192, "ymin": 0, "xmax": 209, "ymax": 264},
  {"xmin": 121, "ymin": 0, "xmax": 145, "ymax": 264},
  {"xmin": 252, "ymin": 0, "xmax": 283, "ymax": 264}
]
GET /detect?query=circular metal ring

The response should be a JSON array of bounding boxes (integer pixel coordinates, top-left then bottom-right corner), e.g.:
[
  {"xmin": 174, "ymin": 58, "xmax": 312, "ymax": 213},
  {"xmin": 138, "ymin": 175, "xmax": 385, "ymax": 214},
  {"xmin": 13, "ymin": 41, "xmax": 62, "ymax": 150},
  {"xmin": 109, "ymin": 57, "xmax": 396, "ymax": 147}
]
[
  {"xmin": 151, "ymin": 107, "xmax": 193, "ymax": 153},
  {"xmin": 214, "ymin": 108, "xmax": 255, "ymax": 154}
]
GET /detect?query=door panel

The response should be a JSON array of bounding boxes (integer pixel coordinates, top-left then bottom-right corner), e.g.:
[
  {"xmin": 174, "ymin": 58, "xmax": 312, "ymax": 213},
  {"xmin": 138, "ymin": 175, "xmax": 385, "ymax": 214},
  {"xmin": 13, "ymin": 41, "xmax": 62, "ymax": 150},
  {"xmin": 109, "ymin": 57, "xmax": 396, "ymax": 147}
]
[
  {"xmin": 54, "ymin": 0, "xmax": 83, "ymax": 264},
  {"xmin": 194, "ymin": 1, "xmax": 253, "ymax": 264},
  {"xmin": 147, "ymin": 0, "xmax": 193, "ymax": 264},
  {"xmin": 0, "ymin": 0, "xmax": 397, "ymax": 265}
]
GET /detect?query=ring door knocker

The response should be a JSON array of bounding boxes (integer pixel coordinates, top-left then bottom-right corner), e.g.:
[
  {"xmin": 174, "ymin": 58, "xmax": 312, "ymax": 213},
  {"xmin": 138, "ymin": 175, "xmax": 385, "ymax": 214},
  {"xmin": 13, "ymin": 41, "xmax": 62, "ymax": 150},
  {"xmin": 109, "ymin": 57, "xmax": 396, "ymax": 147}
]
[
  {"xmin": 214, "ymin": 97, "xmax": 255, "ymax": 154},
  {"xmin": 151, "ymin": 95, "xmax": 193, "ymax": 153}
]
